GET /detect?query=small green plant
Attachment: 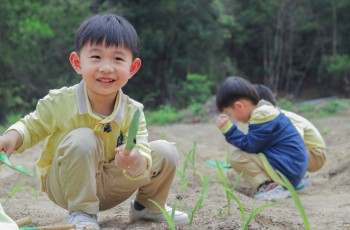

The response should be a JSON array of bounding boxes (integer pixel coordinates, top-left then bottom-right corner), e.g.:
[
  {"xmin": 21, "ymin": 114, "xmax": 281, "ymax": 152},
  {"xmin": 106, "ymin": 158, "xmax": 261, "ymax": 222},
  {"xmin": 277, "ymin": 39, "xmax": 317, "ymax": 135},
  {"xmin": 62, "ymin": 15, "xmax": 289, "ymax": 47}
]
[
  {"xmin": 176, "ymin": 142, "xmax": 202, "ymax": 190},
  {"xmin": 225, "ymin": 148, "xmax": 231, "ymax": 166},
  {"xmin": 2, "ymin": 177, "xmax": 38, "ymax": 206},
  {"xmin": 184, "ymin": 142, "xmax": 201, "ymax": 175},
  {"xmin": 277, "ymin": 171, "xmax": 311, "ymax": 230},
  {"xmin": 215, "ymin": 160, "xmax": 241, "ymax": 214},
  {"xmin": 176, "ymin": 167, "xmax": 188, "ymax": 190},
  {"xmin": 148, "ymin": 199, "xmax": 176, "ymax": 230},
  {"xmin": 181, "ymin": 174, "xmax": 213, "ymax": 227},
  {"xmin": 225, "ymin": 188, "xmax": 285, "ymax": 229},
  {"xmin": 176, "ymin": 147, "xmax": 190, "ymax": 190},
  {"xmin": 216, "ymin": 161, "xmax": 285, "ymax": 229}
]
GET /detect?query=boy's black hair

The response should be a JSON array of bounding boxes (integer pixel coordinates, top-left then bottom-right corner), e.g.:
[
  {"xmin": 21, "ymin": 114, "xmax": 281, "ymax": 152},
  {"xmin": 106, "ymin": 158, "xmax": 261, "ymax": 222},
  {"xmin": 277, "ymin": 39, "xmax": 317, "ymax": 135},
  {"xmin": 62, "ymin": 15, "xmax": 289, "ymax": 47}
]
[
  {"xmin": 254, "ymin": 84, "xmax": 277, "ymax": 106},
  {"xmin": 216, "ymin": 76, "xmax": 259, "ymax": 112},
  {"xmin": 74, "ymin": 14, "xmax": 139, "ymax": 58}
]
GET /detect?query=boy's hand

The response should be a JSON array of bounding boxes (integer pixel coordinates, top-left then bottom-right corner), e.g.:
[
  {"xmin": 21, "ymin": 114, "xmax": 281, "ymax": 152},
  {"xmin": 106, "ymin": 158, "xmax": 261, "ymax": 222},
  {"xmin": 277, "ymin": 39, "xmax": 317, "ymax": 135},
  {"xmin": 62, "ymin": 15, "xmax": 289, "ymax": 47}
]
[
  {"xmin": 0, "ymin": 130, "xmax": 22, "ymax": 165},
  {"xmin": 216, "ymin": 113, "xmax": 231, "ymax": 129},
  {"xmin": 114, "ymin": 144, "xmax": 147, "ymax": 177}
]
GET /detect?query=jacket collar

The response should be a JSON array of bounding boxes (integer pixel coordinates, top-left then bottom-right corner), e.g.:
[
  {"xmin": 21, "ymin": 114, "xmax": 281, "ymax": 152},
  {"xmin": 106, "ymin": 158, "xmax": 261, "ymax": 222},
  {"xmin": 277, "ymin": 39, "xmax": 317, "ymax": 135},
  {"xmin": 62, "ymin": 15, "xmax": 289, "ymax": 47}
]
[{"xmin": 76, "ymin": 81, "xmax": 125, "ymax": 123}]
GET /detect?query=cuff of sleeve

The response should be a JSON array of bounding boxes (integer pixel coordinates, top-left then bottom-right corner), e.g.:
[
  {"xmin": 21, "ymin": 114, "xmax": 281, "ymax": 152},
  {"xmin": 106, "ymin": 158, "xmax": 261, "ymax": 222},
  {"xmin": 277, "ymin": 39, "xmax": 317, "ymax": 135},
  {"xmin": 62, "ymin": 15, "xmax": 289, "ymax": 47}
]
[
  {"xmin": 122, "ymin": 151, "xmax": 152, "ymax": 180},
  {"xmin": 220, "ymin": 121, "xmax": 233, "ymax": 134},
  {"xmin": 5, "ymin": 122, "xmax": 30, "ymax": 153}
]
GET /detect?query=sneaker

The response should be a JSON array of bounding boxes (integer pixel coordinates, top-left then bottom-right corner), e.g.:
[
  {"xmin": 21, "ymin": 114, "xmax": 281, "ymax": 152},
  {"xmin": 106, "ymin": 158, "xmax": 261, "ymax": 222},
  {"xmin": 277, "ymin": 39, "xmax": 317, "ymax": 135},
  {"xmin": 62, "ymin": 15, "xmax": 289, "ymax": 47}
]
[
  {"xmin": 67, "ymin": 211, "xmax": 100, "ymax": 230},
  {"xmin": 253, "ymin": 181, "xmax": 291, "ymax": 201},
  {"xmin": 129, "ymin": 200, "xmax": 189, "ymax": 226},
  {"xmin": 296, "ymin": 176, "xmax": 312, "ymax": 191}
]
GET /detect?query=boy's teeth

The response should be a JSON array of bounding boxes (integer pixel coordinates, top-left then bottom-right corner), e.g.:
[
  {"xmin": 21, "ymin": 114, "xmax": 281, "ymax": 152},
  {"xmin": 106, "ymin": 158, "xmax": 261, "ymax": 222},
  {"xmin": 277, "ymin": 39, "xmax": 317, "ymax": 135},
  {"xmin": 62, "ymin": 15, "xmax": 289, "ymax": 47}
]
[{"xmin": 99, "ymin": 79, "xmax": 112, "ymax": 82}]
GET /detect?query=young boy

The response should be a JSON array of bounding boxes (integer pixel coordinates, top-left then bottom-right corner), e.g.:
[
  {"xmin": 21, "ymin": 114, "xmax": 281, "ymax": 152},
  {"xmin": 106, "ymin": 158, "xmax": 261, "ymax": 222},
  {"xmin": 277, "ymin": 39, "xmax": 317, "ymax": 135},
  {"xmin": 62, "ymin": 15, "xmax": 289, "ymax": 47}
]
[
  {"xmin": 0, "ymin": 14, "xmax": 188, "ymax": 229},
  {"xmin": 216, "ymin": 76, "xmax": 308, "ymax": 201},
  {"xmin": 254, "ymin": 84, "xmax": 327, "ymax": 172}
]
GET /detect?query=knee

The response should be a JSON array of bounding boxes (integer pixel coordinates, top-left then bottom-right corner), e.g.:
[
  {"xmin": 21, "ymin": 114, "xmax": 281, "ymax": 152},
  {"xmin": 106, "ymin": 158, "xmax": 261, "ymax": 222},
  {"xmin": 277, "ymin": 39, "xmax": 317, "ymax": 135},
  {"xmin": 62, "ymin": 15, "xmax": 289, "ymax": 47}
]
[
  {"xmin": 150, "ymin": 140, "xmax": 179, "ymax": 166},
  {"xmin": 60, "ymin": 128, "xmax": 101, "ymax": 158}
]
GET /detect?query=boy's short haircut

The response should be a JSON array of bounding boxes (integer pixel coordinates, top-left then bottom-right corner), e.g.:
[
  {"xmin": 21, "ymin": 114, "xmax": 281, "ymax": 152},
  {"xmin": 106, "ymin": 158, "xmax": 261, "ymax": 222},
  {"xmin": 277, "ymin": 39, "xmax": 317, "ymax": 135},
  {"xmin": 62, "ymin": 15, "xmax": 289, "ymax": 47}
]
[
  {"xmin": 216, "ymin": 76, "xmax": 259, "ymax": 112},
  {"xmin": 74, "ymin": 14, "xmax": 139, "ymax": 58},
  {"xmin": 254, "ymin": 84, "xmax": 277, "ymax": 106}
]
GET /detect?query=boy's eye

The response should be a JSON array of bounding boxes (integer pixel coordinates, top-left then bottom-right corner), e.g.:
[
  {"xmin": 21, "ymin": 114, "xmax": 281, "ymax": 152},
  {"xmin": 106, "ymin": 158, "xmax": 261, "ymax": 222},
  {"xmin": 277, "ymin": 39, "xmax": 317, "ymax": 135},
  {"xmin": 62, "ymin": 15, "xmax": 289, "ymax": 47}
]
[
  {"xmin": 115, "ymin": 57, "xmax": 124, "ymax": 61},
  {"xmin": 90, "ymin": 55, "xmax": 101, "ymax": 59}
]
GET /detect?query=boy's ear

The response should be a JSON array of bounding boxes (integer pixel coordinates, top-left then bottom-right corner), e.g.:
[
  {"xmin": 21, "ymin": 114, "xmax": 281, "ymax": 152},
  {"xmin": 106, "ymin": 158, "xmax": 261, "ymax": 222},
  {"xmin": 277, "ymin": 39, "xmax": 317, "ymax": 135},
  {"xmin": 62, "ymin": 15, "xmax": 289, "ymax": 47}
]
[
  {"xmin": 129, "ymin": 58, "xmax": 141, "ymax": 78},
  {"xmin": 234, "ymin": 101, "xmax": 244, "ymax": 109},
  {"xmin": 69, "ymin": 52, "xmax": 82, "ymax": 75}
]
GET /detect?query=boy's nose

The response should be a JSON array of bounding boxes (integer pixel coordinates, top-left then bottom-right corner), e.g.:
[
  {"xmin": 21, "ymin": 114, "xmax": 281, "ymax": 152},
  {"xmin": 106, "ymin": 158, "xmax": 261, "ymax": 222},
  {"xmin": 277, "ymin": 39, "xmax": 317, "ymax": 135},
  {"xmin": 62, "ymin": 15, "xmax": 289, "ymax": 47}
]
[{"xmin": 99, "ymin": 62, "xmax": 114, "ymax": 73}]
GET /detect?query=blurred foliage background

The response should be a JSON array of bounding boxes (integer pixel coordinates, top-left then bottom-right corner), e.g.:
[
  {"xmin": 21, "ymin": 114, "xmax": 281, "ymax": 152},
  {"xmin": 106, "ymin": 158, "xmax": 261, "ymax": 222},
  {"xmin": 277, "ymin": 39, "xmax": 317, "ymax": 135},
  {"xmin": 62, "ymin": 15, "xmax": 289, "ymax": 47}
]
[{"xmin": 1, "ymin": 0, "xmax": 350, "ymax": 124}]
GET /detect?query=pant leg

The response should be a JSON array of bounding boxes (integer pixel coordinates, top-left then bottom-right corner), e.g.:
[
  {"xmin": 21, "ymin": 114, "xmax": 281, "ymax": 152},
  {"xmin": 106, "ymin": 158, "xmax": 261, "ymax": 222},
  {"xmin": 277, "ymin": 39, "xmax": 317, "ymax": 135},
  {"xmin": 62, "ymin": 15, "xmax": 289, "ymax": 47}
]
[
  {"xmin": 45, "ymin": 128, "xmax": 104, "ymax": 214},
  {"xmin": 307, "ymin": 148, "xmax": 327, "ymax": 172},
  {"xmin": 136, "ymin": 140, "xmax": 179, "ymax": 213},
  {"xmin": 230, "ymin": 148, "xmax": 271, "ymax": 191},
  {"xmin": 99, "ymin": 140, "xmax": 179, "ymax": 213}
]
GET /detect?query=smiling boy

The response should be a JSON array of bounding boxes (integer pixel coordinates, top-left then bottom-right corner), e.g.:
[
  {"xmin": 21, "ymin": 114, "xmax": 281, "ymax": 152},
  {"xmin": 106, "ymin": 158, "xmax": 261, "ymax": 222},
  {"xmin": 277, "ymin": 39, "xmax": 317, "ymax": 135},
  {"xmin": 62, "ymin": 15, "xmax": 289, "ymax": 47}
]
[{"xmin": 0, "ymin": 14, "xmax": 188, "ymax": 229}]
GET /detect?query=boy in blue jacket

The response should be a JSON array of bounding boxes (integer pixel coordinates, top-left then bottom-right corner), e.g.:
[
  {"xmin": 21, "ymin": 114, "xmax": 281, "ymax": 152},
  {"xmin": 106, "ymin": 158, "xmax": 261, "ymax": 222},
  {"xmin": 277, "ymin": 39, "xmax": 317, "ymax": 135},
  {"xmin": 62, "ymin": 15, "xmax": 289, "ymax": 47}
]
[{"xmin": 216, "ymin": 76, "xmax": 308, "ymax": 201}]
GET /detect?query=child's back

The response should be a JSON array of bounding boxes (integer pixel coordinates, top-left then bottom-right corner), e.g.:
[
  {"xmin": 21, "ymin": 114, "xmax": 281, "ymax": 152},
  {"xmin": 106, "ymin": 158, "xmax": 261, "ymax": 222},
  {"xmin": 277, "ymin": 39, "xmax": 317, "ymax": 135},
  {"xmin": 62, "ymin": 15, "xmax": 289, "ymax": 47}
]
[{"xmin": 253, "ymin": 84, "xmax": 327, "ymax": 172}]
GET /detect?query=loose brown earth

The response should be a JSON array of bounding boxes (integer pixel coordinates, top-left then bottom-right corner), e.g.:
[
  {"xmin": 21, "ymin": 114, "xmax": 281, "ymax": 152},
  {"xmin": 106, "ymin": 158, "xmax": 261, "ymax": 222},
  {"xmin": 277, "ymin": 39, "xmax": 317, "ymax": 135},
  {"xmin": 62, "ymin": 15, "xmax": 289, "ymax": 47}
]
[{"xmin": 1, "ymin": 111, "xmax": 350, "ymax": 230}]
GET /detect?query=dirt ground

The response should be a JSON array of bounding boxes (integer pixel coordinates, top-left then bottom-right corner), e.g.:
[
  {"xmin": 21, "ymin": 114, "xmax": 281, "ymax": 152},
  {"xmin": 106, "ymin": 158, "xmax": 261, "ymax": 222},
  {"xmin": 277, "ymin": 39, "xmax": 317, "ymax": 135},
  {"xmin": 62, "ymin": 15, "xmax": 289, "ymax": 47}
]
[{"xmin": 1, "ymin": 111, "xmax": 350, "ymax": 230}]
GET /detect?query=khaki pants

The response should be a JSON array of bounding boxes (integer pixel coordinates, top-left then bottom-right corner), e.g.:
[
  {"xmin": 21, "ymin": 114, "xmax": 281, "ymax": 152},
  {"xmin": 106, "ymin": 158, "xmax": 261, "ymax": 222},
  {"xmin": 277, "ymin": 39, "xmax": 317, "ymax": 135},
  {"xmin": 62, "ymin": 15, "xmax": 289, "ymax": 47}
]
[
  {"xmin": 230, "ymin": 149, "xmax": 271, "ymax": 191},
  {"xmin": 230, "ymin": 148, "xmax": 327, "ymax": 191},
  {"xmin": 45, "ymin": 128, "xmax": 178, "ymax": 214},
  {"xmin": 307, "ymin": 148, "xmax": 326, "ymax": 172}
]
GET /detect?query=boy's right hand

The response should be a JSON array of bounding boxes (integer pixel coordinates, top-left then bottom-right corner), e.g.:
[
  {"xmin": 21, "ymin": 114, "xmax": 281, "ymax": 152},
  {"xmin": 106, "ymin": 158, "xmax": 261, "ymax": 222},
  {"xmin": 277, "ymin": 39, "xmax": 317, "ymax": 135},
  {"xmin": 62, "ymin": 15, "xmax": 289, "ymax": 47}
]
[
  {"xmin": 216, "ymin": 113, "xmax": 230, "ymax": 129},
  {"xmin": 0, "ymin": 130, "xmax": 22, "ymax": 165}
]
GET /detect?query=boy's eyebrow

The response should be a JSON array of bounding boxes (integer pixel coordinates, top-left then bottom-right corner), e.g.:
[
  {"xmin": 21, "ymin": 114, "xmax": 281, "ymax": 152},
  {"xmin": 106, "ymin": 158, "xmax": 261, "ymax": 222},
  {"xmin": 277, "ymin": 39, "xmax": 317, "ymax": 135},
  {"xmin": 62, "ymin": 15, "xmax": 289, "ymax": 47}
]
[{"xmin": 88, "ymin": 47, "xmax": 127, "ymax": 57}]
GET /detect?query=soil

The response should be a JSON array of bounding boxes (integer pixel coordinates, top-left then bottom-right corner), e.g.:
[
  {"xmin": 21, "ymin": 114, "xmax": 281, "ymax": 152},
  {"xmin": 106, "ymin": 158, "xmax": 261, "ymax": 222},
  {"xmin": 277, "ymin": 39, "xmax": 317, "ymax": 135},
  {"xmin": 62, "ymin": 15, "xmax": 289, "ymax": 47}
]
[{"xmin": 1, "ymin": 111, "xmax": 350, "ymax": 230}]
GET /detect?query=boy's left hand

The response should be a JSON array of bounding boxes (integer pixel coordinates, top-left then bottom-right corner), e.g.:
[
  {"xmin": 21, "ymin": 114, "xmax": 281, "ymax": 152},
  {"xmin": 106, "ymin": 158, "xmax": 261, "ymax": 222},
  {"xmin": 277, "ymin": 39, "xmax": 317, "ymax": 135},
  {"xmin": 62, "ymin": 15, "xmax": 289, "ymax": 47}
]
[{"xmin": 114, "ymin": 144, "xmax": 147, "ymax": 177}]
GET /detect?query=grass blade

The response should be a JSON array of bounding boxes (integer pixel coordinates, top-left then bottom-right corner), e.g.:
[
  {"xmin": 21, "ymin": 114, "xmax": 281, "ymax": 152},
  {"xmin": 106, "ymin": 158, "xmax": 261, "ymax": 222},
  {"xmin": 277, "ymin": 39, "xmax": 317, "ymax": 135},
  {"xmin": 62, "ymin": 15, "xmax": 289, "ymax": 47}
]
[
  {"xmin": 148, "ymin": 199, "xmax": 175, "ymax": 230},
  {"xmin": 243, "ymin": 202, "xmax": 286, "ymax": 229},
  {"xmin": 277, "ymin": 170, "xmax": 311, "ymax": 230}
]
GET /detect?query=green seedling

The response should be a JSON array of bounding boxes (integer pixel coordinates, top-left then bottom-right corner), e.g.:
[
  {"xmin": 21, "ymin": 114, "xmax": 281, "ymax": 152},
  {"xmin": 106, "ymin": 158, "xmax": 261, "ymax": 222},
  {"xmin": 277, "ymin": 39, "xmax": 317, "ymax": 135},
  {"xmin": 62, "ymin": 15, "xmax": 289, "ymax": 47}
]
[
  {"xmin": 148, "ymin": 199, "xmax": 176, "ymax": 230},
  {"xmin": 215, "ymin": 160, "xmax": 240, "ymax": 214},
  {"xmin": 176, "ymin": 142, "xmax": 200, "ymax": 190},
  {"xmin": 185, "ymin": 195, "xmax": 203, "ymax": 227},
  {"xmin": 184, "ymin": 142, "xmax": 201, "ymax": 175},
  {"xmin": 215, "ymin": 160, "xmax": 285, "ymax": 229},
  {"xmin": 2, "ymin": 177, "xmax": 38, "ymax": 206},
  {"xmin": 176, "ymin": 148, "xmax": 190, "ymax": 190},
  {"xmin": 199, "ymin": 174, "xmax": 212, "ymax": 197},
  {"xmin": 176, "ymin": 168, "xmax": 188, "ymax": 190},
  {"xmin": 181, "ymin": 174, "xmax": 213, "ymax": 227},
  {"xmin": 277, "ymin": 170, "xmax": 311, "ymax": 230},
  {"xmin": 225, "ymin": 188, "xmax": 285, "ymax": 229},
  {"xmin": 225, "ymin": 147, "xmax": 231, "ymax": 166}
]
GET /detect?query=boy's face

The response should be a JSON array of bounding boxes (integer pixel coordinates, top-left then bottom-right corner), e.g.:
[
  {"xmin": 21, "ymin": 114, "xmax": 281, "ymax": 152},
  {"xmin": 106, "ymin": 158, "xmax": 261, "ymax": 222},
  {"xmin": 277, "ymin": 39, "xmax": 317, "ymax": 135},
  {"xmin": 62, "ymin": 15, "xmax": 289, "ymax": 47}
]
[
  {"xmin": 69, "ymin": 43, "xmax": 141, "ymax": 100},
  {"xmin": 223, "ymin": 100, "xmax": 251, "ymax": 123}
]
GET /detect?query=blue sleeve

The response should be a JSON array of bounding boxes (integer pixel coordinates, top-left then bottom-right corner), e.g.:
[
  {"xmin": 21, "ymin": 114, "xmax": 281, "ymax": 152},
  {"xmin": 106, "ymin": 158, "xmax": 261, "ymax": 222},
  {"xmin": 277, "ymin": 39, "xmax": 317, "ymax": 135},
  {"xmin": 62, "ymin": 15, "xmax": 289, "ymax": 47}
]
[{"xmin": 224, "ymin": 123, "xmax": 273, "ymax": 153}]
